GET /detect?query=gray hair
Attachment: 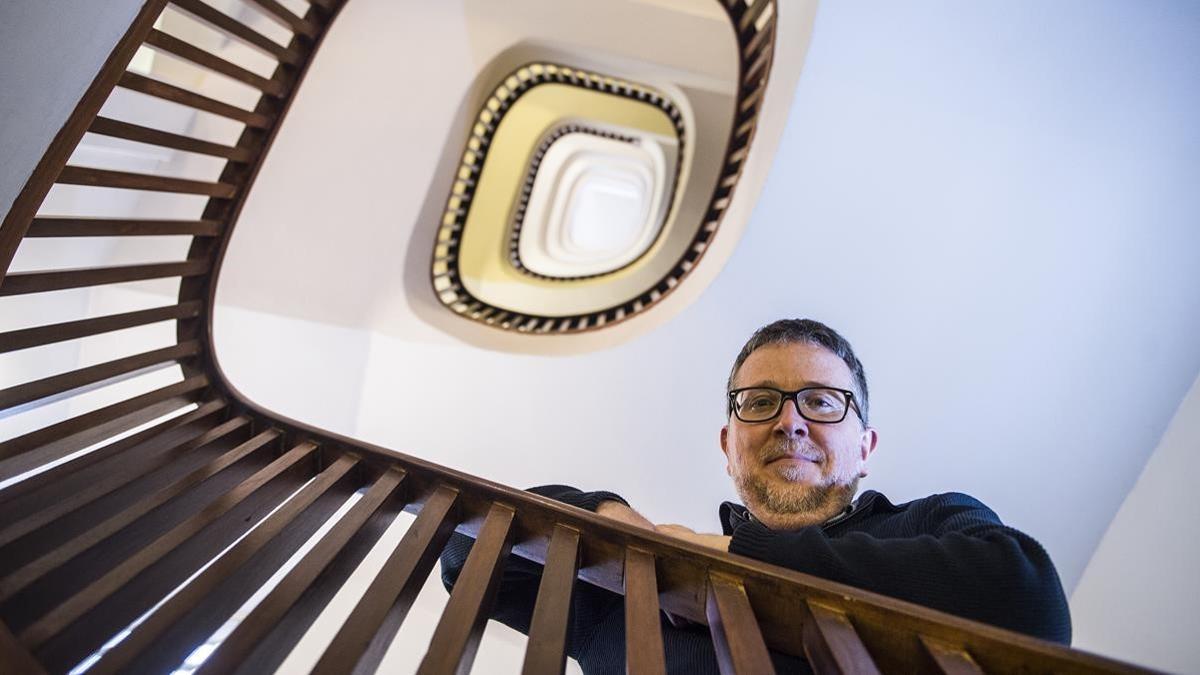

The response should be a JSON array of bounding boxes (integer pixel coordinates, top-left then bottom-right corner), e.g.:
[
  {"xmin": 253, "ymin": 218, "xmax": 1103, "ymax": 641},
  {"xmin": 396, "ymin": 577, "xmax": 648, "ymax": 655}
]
[{"xmin": 725, "ymin": 319, "xmax": 870, "ymax": 425}]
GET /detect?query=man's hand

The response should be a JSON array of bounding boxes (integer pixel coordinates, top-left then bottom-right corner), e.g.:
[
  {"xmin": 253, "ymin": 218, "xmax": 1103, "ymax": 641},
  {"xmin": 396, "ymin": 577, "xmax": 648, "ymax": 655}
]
[
  {"xmin": 656, "ymin": 524, "xmax": 732, "ymax": 552},
  {"xmin": 596, "ymin": 503, "xmax": 730, "ymax": 551},
  {"xmin": 596, "ymin": 500, "xmax": 655, "ymax": 530}
]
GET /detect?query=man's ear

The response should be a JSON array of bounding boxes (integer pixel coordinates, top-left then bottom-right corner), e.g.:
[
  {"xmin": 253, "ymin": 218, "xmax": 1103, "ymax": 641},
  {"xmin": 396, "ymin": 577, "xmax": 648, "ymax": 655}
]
[
  {"xmin": 858, "ymin": 427, "xmax": 879, "ymax": 477},
  {"xmin": 720, "ymin": 425, "xmax": 732, "ymax": 475}
]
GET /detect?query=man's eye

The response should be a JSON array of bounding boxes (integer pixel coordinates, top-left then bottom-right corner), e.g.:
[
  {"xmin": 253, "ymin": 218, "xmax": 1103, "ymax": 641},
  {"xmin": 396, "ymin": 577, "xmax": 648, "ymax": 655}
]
[
  {"xmin": 746, "ymin": 395, "xmax": 776, "ymax": 410},
  {"xmin": 803, "ymin": 394, "xmax": 837, "ymax": 410}
]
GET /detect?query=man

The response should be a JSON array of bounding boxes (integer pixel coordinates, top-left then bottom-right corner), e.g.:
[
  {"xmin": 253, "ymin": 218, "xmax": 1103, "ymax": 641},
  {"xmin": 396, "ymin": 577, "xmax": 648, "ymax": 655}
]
[{"xmin": 441, "ymin": 319, "xmax": 1071, "ymax": 673}]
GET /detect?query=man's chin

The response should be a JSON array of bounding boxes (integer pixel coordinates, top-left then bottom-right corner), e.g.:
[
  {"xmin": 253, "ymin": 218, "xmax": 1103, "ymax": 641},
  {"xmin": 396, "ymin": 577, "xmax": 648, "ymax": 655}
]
[{"xmin": 737, "ymin": 473, "xmax": 857, "ymax": 524}]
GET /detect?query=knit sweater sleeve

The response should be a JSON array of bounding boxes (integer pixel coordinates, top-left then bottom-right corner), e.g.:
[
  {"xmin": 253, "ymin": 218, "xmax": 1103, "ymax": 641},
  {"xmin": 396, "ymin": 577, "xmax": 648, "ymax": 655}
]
[
  {"xmin": 728, "ymin": 492, "xmax": 1072, "ymax": 644},
  {"xmin": 439, "ymin": 484, "xmax": 628, "ymax": 658}
]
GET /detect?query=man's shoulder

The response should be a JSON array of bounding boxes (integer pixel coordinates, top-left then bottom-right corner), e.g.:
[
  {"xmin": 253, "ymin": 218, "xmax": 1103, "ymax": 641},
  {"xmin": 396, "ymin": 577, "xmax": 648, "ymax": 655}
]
[
  {"xmin": 855, "ymin": 490, "xmax": 1004, "ymax": 530},
  {"xmin": 869, "ymin": 490, "xmax": 995, "ymax": 513}
]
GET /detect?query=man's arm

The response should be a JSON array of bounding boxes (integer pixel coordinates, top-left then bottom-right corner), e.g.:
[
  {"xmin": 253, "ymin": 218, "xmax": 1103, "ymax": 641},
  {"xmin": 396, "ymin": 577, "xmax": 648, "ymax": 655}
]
[
  {"xmin": 438, "ymin": 485, "xmax": 638, "ymax": 658},
  {"xmin": 726, "ymin": 492, "xmax": 1072, "ymax": 644}
]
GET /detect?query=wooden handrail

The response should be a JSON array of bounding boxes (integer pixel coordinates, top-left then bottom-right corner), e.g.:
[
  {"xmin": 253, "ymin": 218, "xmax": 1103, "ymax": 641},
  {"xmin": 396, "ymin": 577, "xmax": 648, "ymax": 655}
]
[{"xmin": 0, "ymin": 0, "xmax": 1156, "ymax": 672}]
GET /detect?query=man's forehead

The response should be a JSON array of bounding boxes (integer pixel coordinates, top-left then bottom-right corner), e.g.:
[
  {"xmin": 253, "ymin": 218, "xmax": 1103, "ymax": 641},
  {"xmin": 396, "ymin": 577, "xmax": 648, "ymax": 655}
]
[{"xmin": 734, "ymin": 342, "xmax": 854, "ymax": 388}]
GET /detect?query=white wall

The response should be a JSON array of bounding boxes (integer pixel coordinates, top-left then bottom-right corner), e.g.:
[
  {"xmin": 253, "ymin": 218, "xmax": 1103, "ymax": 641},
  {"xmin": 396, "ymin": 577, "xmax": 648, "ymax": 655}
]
[
  {"xmin": 0, "ymin": 0, "xmax": 145, "ymax": 221},
  {"xmin": 1070, "ymin": 371, "xmax": 1200, "ymax": 673}
]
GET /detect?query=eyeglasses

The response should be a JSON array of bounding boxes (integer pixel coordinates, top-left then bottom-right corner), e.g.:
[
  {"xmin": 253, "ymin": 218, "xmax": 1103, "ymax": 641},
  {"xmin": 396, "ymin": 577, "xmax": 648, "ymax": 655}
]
[{"xmin": 728, "ymin": 386, "xmax": 862, "ymax": 424}]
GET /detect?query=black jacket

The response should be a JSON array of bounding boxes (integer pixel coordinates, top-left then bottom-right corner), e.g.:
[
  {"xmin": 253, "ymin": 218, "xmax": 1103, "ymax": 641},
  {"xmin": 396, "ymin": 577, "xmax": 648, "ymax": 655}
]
[{"xmin": 439, "ymin": 485, "xmax": 1071, "ymax": 674}]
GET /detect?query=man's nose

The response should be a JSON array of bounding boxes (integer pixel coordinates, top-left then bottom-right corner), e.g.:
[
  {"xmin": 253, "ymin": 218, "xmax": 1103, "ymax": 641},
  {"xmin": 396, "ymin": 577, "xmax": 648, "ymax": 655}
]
[{"xmin": 774, "ymin": 398, "xmax": 809, "ymax": 437}]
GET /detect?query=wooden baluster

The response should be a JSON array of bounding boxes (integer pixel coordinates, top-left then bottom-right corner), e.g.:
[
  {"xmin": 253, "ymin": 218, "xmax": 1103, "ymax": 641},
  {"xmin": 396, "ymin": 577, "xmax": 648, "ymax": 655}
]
[
  {"xmin": 243, "ymin": 0, "xmax": 320, "ymax": 38},
  {"xmin": 312, "ymin": 484, "xmax": 460, "ymax": 675},
  {"xmin": 191, "ymin": 468, "xmax": 407, "ymax": 675},
  {"xmin": 88, "ymin": 116, "xmax": 253, "ymax": 161},
  {"xmin": 0, "ymin": 341, "xmax": 200, "ymax": 412},
  {"xmin": 624, "ymin": 547, "xmax": 667, "ymax": 674},
  {"xmin": 522, "ymin": 524, "xmax": 582, "ymax": 675},
  {"xmin": 0, "ymin": 301, "xmax": 203, "ymax": 353},
  {"xmin": 0, "ymin": 398, "xmax": 226, "ymax": 509},
  {"xmin": 0, "ymin": 375, "xmax": 209, "ymax": 481},
  {"xmin": 0, "ymin": 260, "xmax": 210, "ymax": 296},
  {"xmin": 0, "ymin": 411, "xmax": 242, "ymax": 548},
  {"xmin": 0, "ymin": 427, "xmax": 277, "ymax": 600},
  {"xmin": 82, "ymin": 451, "xmax": 358, "ymax": 674},
  {"xmin": 417, "ymin": 502, "xmax": 516, "ymax": 675},
  {"xmin": 0, "ymin": 621, "xmax": 45, "ymax": 675},
  {"xmin": 117, "ymin": 72, "xmax": 271, "ymax": 128},
  {"xmin": 142, "ymin": 29, "xmax": 286, "ymax": 96},
  {"xmin": 25, "ymin": 217, "xmax": 221, "ymax": 237},
  {"xmin": 705, "ymin": 573, "xmax": 774, "ymax": 675},
  {"xmin": 55, "ymin": 166, "xmax": 238, "ymax": 197},
  {"xmin": 799, "ymin": 600, "xmax": 881, "ymax": 675},
  {"xmin": 168, "ymin": 0, "xmax": 303, "ymax": 65},
  {"xmin": 920, "ymin": 635, "xmax": 985, "ymax": 675},
  {"xmin": 17, "ymin": 441, "xmax": 321, "ymax": 649}
]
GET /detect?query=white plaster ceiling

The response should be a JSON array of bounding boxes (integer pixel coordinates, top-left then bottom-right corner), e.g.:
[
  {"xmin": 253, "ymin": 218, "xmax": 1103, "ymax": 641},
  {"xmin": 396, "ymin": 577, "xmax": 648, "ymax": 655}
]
[{"xmin": 212, "ymin": 0, "xmax": 1200, "ymax": 596}]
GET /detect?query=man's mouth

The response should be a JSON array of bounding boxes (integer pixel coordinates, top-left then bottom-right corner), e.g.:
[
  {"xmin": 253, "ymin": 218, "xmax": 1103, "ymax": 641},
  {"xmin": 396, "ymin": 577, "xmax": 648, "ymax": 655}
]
[{"xmin": 762, "ymin": 444, "xmax": 822, "ymax": 465}]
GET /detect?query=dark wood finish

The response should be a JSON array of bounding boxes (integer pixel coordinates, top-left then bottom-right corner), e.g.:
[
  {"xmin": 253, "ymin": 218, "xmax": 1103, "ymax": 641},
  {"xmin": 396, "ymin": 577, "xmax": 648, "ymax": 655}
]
[
  {"xmin": 82, "ymin": 452, "xmax": 358, "ymax": 674},
  {"xmin": 0, "ymin": 620, "xmax": 45, "ymax": 675},
  {"xmin": 25, "ymin": 216, "xmax": 222, "ymax": 238},
  {"xmin": 624, "ymin": 547, "xmax": 667, "ymax": 674},
  {"xmin": 245, "ymin": 0, "xmax": 320, "ymax": 38},
  {"xmin": 0, "ymin": 412, "xmax": 244, "ymax": 548},
  {"xmin": 0, "ymin": 260, "xmax": 208, "ymax": 296},
  {"xmin": 706, "ymin": 572, "xmax": 773, "ymax": 675},
  {"xmin": 230, "ymin": 487, "xmax": 407, "ymax": 675},
  {"xmin": 0, "ymin": 398, "xmax": 225, "ymax": 508},
  {"xmin": 144, "ymin": 28, "xmax": 286, "ymax": 96},
  {"xmin": 55, "ymin": 165, "xmax": 238, "ymax": 197},
  {"xmin": 800, "ymin": 600, "xmax": 881, "ymax": 675},
  {"xmin": 0, "ymin": 0, "xmax": 169, "ymax": 283},
  {"xmin": 921, "ymin": 635, "xmax": 985, "ymax": 675},
  {"xmin": 0, "ymin": 426, "xmax": 275, "ymax": 600},
  {"xmin": 0, "ymin": 374, "xmax": 208, "ymax": 472},
  {"xmin": 311, "ymin": 484, "xmax": 460, "ymax": 675},
  {"xmin": 117, "ymin": 71, "xmax": 271, "ymax": 128},
  {"xmin": 0, "ymin": 301, "xmax": 202, "ymax": 353},
  {"xmin": 17, "ymin": 440, "xmax": 320, "ymax": 649},
  {"xmin": 0, "ymin": 340, "xmax": 200, "ymax": 411},
  {"xmin": 89, "ymin": 115, "xmax": 253, "ymax": 161},
  {"xmin": 417, "ymin": 502, "xmax": 516, "ymax": 675},
  {"xmin": 169, "ymin": 0, "xmax": 302, "ymax": 65},
  {"xmin": 522, "ymin": 523, "xmax": 581, "ymax": 675},
  {"xmin": 191, "ymin": 467, "xmax": 406, "ymax": 675}
]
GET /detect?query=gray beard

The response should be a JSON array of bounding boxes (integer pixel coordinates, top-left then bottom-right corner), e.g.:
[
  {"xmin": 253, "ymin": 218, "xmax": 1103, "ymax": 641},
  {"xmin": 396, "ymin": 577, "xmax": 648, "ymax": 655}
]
[
  {"xmin": 735, "ymin": 441, "xmax": 859, "ymax": 522},
  {"xmin": 740, "ymin": 473, "xmax": 858, "ymax": 518}
]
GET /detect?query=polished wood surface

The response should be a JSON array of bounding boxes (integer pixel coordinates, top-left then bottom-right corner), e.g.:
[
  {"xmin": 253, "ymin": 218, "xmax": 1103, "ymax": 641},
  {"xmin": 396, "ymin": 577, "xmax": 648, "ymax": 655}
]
[
  {"xmin": 800, "ymin": 600, "xmax": 881, "ymax": 675},
  {"xmin": 312, "ymin": 484, "xmax": 460, "ymax": 675},
  {"xmin": 624, "ymin": 547, "xmax": 667, "ymax": 674},
  {"xmin": 705, "ymin": 572, "xmax": 773, "ymax": 675},
  {"xmin": 417, "ymin": 502, "xmax": 516, "ymax": 675},
  {"xmin": 522, "ymin": 523, "xmax": 582, "ymax": 675}
]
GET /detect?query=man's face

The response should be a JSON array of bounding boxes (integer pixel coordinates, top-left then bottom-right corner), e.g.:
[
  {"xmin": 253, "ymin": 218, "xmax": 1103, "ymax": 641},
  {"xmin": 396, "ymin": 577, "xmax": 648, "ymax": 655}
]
[{"xmin": 720, "ymin": 341, "xmax": 878, "ymax": 528}]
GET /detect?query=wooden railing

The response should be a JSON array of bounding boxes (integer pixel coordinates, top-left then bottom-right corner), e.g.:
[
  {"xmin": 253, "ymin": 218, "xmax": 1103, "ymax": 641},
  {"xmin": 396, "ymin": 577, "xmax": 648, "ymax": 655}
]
[{"xmin": 0, "ymin": 1, "xmax": 1153, "ymax": 673}]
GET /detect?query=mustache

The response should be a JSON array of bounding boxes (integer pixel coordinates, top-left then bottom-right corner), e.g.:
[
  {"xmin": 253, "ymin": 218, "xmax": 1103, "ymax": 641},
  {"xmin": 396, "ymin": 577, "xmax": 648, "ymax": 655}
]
[{"xmin": 759, "ymin": 438, "xmax": 823, "ymax": 463}]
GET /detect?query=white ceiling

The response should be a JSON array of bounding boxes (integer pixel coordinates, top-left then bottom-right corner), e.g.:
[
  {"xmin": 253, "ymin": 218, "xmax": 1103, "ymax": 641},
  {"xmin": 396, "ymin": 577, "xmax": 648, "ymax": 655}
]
[{"xmin": 214, "ymin": 0, "xmax": 1200, "ymax": 594}]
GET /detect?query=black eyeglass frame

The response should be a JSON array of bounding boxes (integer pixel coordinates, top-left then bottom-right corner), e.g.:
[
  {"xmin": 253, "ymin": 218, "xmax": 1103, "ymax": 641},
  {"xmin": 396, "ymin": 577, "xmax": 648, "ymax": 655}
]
[{"xmin": 727, "ymin": 386, "xmax": 864, "ymax": 424}]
